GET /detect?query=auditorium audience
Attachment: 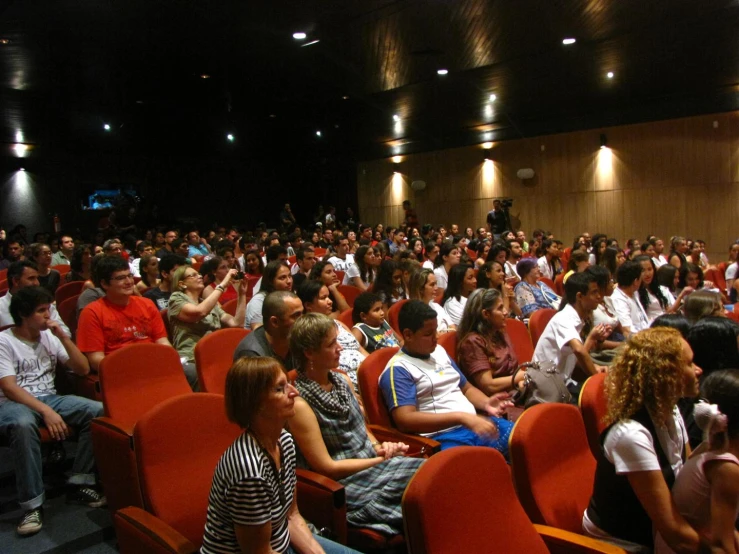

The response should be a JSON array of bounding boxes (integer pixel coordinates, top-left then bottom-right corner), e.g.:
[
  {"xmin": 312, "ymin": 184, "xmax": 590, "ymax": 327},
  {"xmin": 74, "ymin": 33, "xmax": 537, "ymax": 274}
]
[
  {"xmin": 442, "ymin": 264, "xmax": 476, "ymax": 326},
  {"xmin": 65, "ymin": 244, "xmax": 93, "ymax": 283},
  {"xmin": 433, "ymin": 242, "xmax": 461, "ymax": 291},
  {"xmin": 371, "ymin": 259, "xmax": 405, "ymax": 313},
  {"xmin": 408, "ymin": 268, "xmax": 455, "ymax": 333},
  {"xmin": 350, "ymin": 292, "xmax": 402, "ymax": 352},
  {"xmin": 634, "ymin": 255, "xmax": 668, "ymax": 324},
  {"xmin": 201, "ymin": 256, "xmax": 239, "ymax": 303},
  {"xmin": 342, "ymin": 245, "xmax": 375, "ymax": 291},
  {"xmin": 513, "ymin": 258, "xmax": 560, "ymax": 317},
  {"xmin": 308, "ymin": 261, "xmax": 350, "ymax": 318},
  {"xmin": 605, "ymin": 260, "xmax": 649, "ymax": 338},
  {"xmin": 682, "ymin": 290, "xmax": 725, "ymax": 324},
  {"xmin": 30, "ymin": 243, "xmax": 61, "ymax": 296},
  {"xmin": 134, "ymin": 253, "xmax": 159, "ymax": 294},
  {"xmin": 245, "ymin": 261, "xmax": 294, "ymax": 330},
  {"xmin": 143, "ymin": 254, "xmax": 187, "ymax": 311}
]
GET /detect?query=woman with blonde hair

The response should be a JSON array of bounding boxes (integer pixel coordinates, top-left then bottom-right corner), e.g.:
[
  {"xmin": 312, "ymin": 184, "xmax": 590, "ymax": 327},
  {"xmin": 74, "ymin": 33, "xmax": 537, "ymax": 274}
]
[
  {"xmin": 408, "ymin": 267, "xmax": 455, "ymax": 333},
  {"xmin": 201, "ymin": 357, "xmax": 357, "ymax": 554},
  {"xmin": 288, "ymin": 313, "xmax": 423, "ymax": 537},
  {"xmin": 583, "ymin": 327, "xmax": 706, "ymax": 553}
]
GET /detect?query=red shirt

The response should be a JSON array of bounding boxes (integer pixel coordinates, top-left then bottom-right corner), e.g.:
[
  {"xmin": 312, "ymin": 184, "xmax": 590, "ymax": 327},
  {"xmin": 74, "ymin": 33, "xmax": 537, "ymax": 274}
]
[{"xmin": 77, "ymin": 296, "xmax": 167, "ymax": 354}]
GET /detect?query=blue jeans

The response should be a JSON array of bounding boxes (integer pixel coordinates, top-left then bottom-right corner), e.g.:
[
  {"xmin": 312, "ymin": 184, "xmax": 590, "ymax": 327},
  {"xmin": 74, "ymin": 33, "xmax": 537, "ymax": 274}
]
[
  {"xmin": 0, "ymin": 394, "xmax": 104, "ymax": 510},
  {"xmin": 287, "ymin": 535, "xmax": 361, "ymax": 554},
  {"xmin": 433, "ymin": 416, "xmax": 513, "ymax": 458}
]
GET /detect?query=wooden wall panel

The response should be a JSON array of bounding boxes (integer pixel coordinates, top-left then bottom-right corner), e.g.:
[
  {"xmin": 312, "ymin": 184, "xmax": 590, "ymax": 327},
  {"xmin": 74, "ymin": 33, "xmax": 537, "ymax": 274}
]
[{"xmin": 357, "ymin": 111, "xmax": 739, "ymax": 260}]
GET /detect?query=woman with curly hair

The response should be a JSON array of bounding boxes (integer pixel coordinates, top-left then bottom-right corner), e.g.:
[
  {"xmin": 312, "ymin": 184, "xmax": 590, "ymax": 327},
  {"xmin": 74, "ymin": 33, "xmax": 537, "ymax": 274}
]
[{"xmin": 583, "ymin": 327, "xmax": 706, "ymax": 553}]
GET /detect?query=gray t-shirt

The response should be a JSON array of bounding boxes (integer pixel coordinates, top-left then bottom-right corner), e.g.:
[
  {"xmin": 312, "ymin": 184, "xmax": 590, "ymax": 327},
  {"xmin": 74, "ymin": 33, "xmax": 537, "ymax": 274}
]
[
  {"xmin": 233, "ymin": 326, "xmax": 294, "ymax": 370},
  {"xmin": 167, "ymin": 292, "xmax": 225, "ymax": 362}
]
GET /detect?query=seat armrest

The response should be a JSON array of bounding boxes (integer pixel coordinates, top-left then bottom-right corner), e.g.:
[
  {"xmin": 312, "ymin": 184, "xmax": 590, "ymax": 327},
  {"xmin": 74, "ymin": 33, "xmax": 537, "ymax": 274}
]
[
  {"xmin": 367, "ymin": 424, "xmax": 441, "ymax": 457},
  {"xmin": 296, "ymin": 469, "xmax": 347, "ymax": 545},
  {"xmin": 114, "ymin": 506, "xmax": 197, "ymax": 554},
  {"xmin": 534, "ymin": 524, "xmax": 628, "ymax": 554},
  {"xmin": 91, "ymin": 416, "xmax": 135, "ymax": 437}
]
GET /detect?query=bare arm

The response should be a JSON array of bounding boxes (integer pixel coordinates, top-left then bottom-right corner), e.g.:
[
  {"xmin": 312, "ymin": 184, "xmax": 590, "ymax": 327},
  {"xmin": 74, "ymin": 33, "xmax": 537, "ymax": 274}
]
[
  {"xmin": 155, "ymin": 337, "xmax": 172, "ymax": 347},
  {"xmin": 328, "ymin": 283, "xmax": 350, "ymax": 313},
  {"xmin": 350, "ymin": 327, "xmax": 367, "ymax": 348},
  {"xmin": 349, "ymin": 276, "xmax": 368, "ymax": 292},
  {"xmin": 471, "ymin": 370, "xmax": 524, "ymax": 395},
  {"xmin": 705, "ymin": 460, "xmax": 739, "ymax": 554},
  {"xmin": 222, "ymin": 279, "xmax": 249, "ymax": 328},
  {"xmin": 86, "ymin": 351, "xmax": 105, "ymax": 373},
  {"xmin": 175, "ymin": 270, "xmax": 236, "ymax": 323},
  {"xmin": 627, "ymin": 471, "xmax": 702, "ymax": 554},
  {"xmin": 391, "ymin": 403, "xmax": 496, "ymax": 438},
  {"xmin": 234, "ymin": 522, "xmax": 281, "ymax": 554},
  {"xmin": 48, "ymin": 321, "xmax": 89, "ymax": 375},
  {"xmin": 0, "ymin": 376, "xmax": 69, "ymax": 440},
  {"xmin": 289, "ymin": 398, "xmax": 384, "ymax": 480},
  {"xmin": 337, "ymin": 320, "xmax": 369, "ymax": 357},
  {"xmin": 286, "ymin": 490, "xmax": 325, "ymax": 554},
  {"xmin": 570, "ymin": 324, "xmax": 610, "ymax": 377}
]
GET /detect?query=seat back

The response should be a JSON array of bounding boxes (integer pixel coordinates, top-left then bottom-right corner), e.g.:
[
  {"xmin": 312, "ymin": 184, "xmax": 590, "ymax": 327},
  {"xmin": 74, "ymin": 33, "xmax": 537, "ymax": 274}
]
[
  {"xmin": 194, "ymin": 328, "xmax": 250, "ymax": 394},
  {"xmin": 99, "ymin": 343, "xmax": 192, "ymax": 429},
  {"xmin": 509, "ymin": 403, "xmax": 596, "ymax": 532},
  {"xmin": 338, "ymin": 308, "xmax": 354, "ymax": 329},
  {"xmin": 337, "ymin": 284, "xmax": 362, "ymax": 308},
  {"xmin": 579, "ymin": 372, "xmax": 608, "ymax": 460},
  {"xmin": 57, "ymin": 294, "xmax": 80, "ymax": 338},
  {"xmin": 506, "ymin": 318, "xmax": 534, "ymax": 363},
  {"xmin": 335, "ymin": 270, "xmax": 346, "ymax": 284},
  {"xmin": 560, "ymin": 247, "xmax": 573, "ymax": 271},
  {"xmin": 0, "ymin": 279, "xmax": 7, "ymax": 297},
  {"xmin": 55, "ymin": 280, "xmax": 86, "ymax": 305},
  {"xmin": 357, "ymin": 347, "xmax": 400, "ymax": 428},
  {"xmin": 51, "ymin": 264, "xmax": 72, "ymax": 276},
  {"xmin": 705, "ymin": 268, "xmax": 728, "ymax": 299},
  {"xmin": 537, "ymin": 276, "xmax": 556, "ymax": 290},
  {"xmin": 403, "ymin": 447, "xmax": 548, "ymax": 554},
  {"xmin": 220, "ymin": 298, "xmax": 238, "ymax": 316},
  {"xmin": 436, "ymin": 330, "xmax": 457, "ymax": 362},
  {"xmin": 528, "ymin": 308, "xmax": 557, "ymax": 349},
  {"xmin": 134, "ymin": 394, "xmax": 242, "ymax": 548},
  {"xmin": 387, "ymin": 299, "xmax": 408, "ymax": 334},
  {"xmin": 554, "ymin": 273, "xmax": 565, "ymax": 296}
]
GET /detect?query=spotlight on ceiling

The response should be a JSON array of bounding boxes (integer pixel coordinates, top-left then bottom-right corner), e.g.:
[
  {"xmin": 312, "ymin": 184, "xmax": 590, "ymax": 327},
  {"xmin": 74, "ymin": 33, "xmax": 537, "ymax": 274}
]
[
  {"xmin": 292, "ymin": 32, "xmax": 307, "ymax": 40},
  {"xmin": 562, "ymin": 37, "xmax": 576, "ymax": 45},
  {"xmin": 437, "ymin": 68, "xmax": 449, "ymax": 75},
  {"xmin": 19, "ymin": 167, "xmax": 26, "ymax": 171},
  {"xmin": 599, "ymin": 133, "xmax": 608, "ymax": 150},
  {"xmin": 227, "ymin": 133, "xmax": 235, "ymax": 142},
  {"xmin": 489, "ymin": 94, "xmax": 497, "ymax": 102},
  {"xmin": 393, "ymin": 114, "xmax": 400, "ymax": 122},
  {"xmin": 0, "ymin": 38, "xmax": 10, "ymax": 45},
  {"xmin": 200, "ymin": 74, "xmax": 211, "ymax": 79},
  {"xmin": 392, "ymin": 156, "xmax": 402, "ymax": 163},
  {"xmin": 316, "ymin": 130, "xmax": 322, "ymax": 137},
  {"xmin": 103, "ymin": 123, "xmax": 111, "ymax": 131},
  {"xmin": 482, "ymin": 142, "xmax": 493, "ymax": 149},
  {"xmin": 607, "ymin": 71, "xmax": 614, "ymax": 79}
]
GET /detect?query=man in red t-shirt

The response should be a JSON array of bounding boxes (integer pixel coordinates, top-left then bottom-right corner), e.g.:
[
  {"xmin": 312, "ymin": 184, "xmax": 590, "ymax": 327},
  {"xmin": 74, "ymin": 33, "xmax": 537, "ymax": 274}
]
[{"xmin": 77, "ymin": 257, "xmax": 171, "ymax": 372}]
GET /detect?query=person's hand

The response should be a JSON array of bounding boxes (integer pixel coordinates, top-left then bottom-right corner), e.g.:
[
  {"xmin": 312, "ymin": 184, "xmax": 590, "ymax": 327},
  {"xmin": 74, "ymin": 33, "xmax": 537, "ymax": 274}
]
[
  {"xmin": 47, "ymin": 319, "xmax": 66, "ymax": 339},
  {"xmin": 588, "ymin": 323, "xmax": 611, "ymax": 343},
  {"xmin": 703, "ymin": 280, "xmax": 714, "ymax": 289},
  {"xmin": 678, "ymin": 286, "xmax": 695, "ymax": 299},
  {"xmin": 595, "ymin": 365, "xmax": 608, "ymax": 374},
  {"xmin": 504, "ymin": 283, "xmax": 515, "ymax": 298},
  {"xmin": 463, "ymin": 414, "xmax": 500, "ymax": 439},
  {"xmin": 375, "ymin": 442, "xmax": 409, "ymax": 460},
  {"xmin": 483, "ymin": 392, "xmax": 514, "ymax": 418},
  {"xmin": 238, "ymin": 275, "xmax": 250, "ymax": 296},
  {"xmin": 42, "ymin": 409, "xmax": 69, "ymax": 441},
  {"xmin": 328, "ymin": 281, "xmax": 340, "ymax": 292},
  {"xmin": 221, "ymin": 268, "xmax": 238, "ymax": 287}
]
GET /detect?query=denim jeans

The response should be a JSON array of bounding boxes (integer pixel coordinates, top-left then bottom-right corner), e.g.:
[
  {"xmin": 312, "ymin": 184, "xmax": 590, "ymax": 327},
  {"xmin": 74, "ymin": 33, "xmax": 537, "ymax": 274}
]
[
  {"xmin": 286, "ymin": 534, "xmax": 361, "ymax": 554},
  {"xmin": 0, "ymin": 394, "xmax": 104, "ymax": 510}
]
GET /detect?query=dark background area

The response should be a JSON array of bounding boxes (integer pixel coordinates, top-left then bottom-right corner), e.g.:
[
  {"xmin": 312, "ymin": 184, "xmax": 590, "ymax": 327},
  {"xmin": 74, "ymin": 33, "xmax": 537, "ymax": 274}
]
[{"xmin": 0, "ymin": 0, "xmax": 737, "ymax": 236}]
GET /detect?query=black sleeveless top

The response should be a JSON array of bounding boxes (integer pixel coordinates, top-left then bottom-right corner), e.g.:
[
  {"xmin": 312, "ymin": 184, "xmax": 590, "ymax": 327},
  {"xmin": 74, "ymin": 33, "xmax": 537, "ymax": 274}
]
[{"xmin": 586, "ymin": 407, "xmax": 684, "ymax": 548}]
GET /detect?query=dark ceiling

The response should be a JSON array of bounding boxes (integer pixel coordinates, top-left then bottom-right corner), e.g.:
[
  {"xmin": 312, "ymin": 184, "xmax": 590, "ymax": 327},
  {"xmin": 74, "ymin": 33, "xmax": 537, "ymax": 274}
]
[{"xmin": 1, "ymin": 0, "xmax": 738, "ymax": 163}]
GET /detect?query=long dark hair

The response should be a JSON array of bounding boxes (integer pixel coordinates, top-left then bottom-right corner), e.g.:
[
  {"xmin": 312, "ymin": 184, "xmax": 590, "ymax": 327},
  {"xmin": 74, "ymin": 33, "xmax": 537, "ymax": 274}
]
[
  {"xmin": 457, "ymin": 288, "xmax": 505, "ymax": 346},
  {"xmin": 442, "ymin": 264, "xmax": 472, "ymax": 305},
  {"xmin": 634, "ymin": 255, "xmax": 668, "ymax": 310},
  {"xmin": 602, "ymin": 247, "xmax": 620, "ymax": 277},
  {"xmin": 371, "ymin": 259, "xmax": 399, "ymax": 299},
  {"xmin": 354, "ymin": 245, "xmax": 375, "ymax": 284}
]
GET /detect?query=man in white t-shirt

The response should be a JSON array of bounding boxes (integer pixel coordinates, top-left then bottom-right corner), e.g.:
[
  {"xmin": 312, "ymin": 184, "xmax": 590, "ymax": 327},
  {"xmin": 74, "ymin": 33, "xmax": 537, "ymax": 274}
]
[
  {"xmin": 0, "ymin": 261, "xmax": 70, "ymax": 337},
  {"xmin": 505, "ymin": 239, "xmax": 523, "ymax": 280},
  {"xmin": 605, "ymin": 260, "xmax": 649, "ymax": 338},
  {"xmin": 326, "ymin": 236, "xmax": 354, "ymax": 273},
  {"xmin": 650, "ymin": 237, "xmax": 668, "ymax": 268},
  {"xmin": 533, "ymin": 272, "xmax": 610, "ymax": 392},
  {"xmin": 0, "ymin": 287, "xmax": 105, "ymax": 536}
]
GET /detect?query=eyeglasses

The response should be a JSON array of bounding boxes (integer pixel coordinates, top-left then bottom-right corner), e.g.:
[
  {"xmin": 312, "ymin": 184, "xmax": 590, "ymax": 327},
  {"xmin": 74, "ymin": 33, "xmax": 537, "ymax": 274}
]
[
  {"xmin": 183, "ymin": 273, "xmax": 200, "ymax": 280},
  {"xmin": 111, "ymin": 273, "xmax": 135, "ymax": 282}
]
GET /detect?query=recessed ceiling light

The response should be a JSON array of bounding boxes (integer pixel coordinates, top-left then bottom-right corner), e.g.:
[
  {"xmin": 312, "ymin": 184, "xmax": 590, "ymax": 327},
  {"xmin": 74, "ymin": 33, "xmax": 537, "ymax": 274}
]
[
  {"xmin": 392, "ymin": 156, "xmax": 402, "ymax": 163},
  {"xmin": 103, "ymin": 123, "xmax": 111, "ymax": 131},
  {"xmin": 607, "ymin": 71, "xmax": 614, "ymax": 79},
  {"xmin": 200, "ymin": 74, "xmax": 211, "ymax": 79},
  {"xmin": 482, "ymin": 142, "xmax": 493, "ymax": 149},
  {"xmin": 562, "ymin": 38, "xmax": 576, "ymax": 45},
  {"xmin": 301, "ymin": 40, "xmax": 320, "ymax": 47},
  {"xmin": 489, "ymin": 94, "xmax": 497, "ymax": 102},
  {"xmin": 269, "ymin": 114, "xmax": 276, "ymax": 118},
  {"xmin": 316, "ymin": 130, "xmax": 322, "ymax": 137},
  {"xmin": 0, "ymin": 38, "xmax": 10, "ymax": 45},
  {"xmin": 19, "ymin": 167, "xmax": 26, "ymax": 171},
  {"xmin": 437, "ymin": 68, "xmax": 449, "ymax": 75},
  {"xmin": 226, "ymin": 133, "xmax": 235, "ymax": 142},
  {"xmin": 342, "ymin": 95, "xmax": 349, "ymax": 100},
  {"xmin": 393, "ymin": 114, "xmax": 400, "ymax": 122},
  {"xmin": 293, "ymin": 32, "xmax": 307, "ymax": 40}
]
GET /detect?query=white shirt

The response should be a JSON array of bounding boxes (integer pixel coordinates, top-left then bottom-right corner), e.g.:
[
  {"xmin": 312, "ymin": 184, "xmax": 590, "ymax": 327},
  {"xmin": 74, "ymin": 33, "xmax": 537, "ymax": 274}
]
[
  {"xmin": 0, "ymin": 292, "xmax": 71, "ymax": 338},
  {"xmin": 537, "ymin": 256, "xmax": 554, "ymax": 280},
  {"xmin": 0, "ymin": 328, "xmax": 70, "ymax": 404},
  {"xmin": 605, "ymin": 287, "xmax": 648, "ymax": 333},
  {"xmin": 443, "ymin": 296, "xmax": 467, "ymax": 326},
  {"xmin": 505, "ymin": 260, "xmax": 520, "ymax": 280},
  {"xmin": 652, "ymin": 255, "xmax": 668, "ymax": 268},
  {"xmin": 422, "ymin": 259, "xmax": 434, "ymax": 270},
  {"xmin": 642, "ymin": 290, "xmax": 664, "ymax": 323},
  {"xmin": 433, "ymin": 266, "xmax": 449, "ymax": 290},
  {"xmin": 532, "ymin": 303, "xmax": 584, "ymax": 380},
  {"xmin": 245, "ymin": 292, "xmax": 266, "ymax": 328},
  {"xmin": 429, "ymin": 301, "xmax": 454, "ymax": 333},
  {"xmin": 326, "ymin": 254, "xmax": 354, "ymax": 273}
]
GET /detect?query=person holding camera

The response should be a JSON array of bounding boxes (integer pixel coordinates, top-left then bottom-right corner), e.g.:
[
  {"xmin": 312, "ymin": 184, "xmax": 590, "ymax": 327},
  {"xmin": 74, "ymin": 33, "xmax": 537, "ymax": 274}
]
[
  {"xmin": 486, "ymin": 199, "xmax": 509, "ymax": 238},
  {"xmin": 167, "ymin": 265, "xmax": 248, "ymax": 390}
]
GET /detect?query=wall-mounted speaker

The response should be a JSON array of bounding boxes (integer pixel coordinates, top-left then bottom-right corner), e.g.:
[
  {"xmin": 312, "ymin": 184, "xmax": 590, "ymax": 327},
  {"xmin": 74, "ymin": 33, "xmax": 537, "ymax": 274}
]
[
  {"xmin": 411, "ymin": 180, "xmax": 427, "ymax": 191},
  {"xmin": 516, "ymin": 168, "xmax": 535, "ymax": 180}
]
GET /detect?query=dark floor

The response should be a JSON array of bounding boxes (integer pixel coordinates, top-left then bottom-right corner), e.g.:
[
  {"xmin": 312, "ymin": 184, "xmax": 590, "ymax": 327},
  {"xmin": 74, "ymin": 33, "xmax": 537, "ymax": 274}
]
[{"xmin": 0, "ymin": 444, "xmax": 117, "ymax": 554}]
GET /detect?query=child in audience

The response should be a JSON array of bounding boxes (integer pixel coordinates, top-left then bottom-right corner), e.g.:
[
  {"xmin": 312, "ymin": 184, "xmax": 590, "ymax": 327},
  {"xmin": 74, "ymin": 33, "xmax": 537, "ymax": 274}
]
[
  {"xmin": 350, "ymin": 292, "xmax": 402, "ymax": 352},
  {"xmin": 655, "ymin": 370, "xmax": 739, "ymax": 554}
]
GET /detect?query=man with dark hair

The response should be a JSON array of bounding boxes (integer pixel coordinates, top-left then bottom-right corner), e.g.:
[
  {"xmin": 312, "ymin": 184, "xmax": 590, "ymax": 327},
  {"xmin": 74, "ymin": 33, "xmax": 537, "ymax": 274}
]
[
  {"xmin": 327, "ymin": 236, "xmax": 354, "ymax": 272},
  {"xmin": 187, "ymin": 230, "xmax": 210, "ymax": 258},
  {"xmin": 505, "ymin": 239, "xmax": 523, "ymax": 280},
  {"xmin": 233, "ymin": 291, "xmax": 301, "ymax": 368},
  {"xmin": 102, "ymin": 239, "xmax": 123, "ymax": 256},
  {"xmin": 0, "ymin": 261, "xmax": 70, "ymax": 336},
  {"xmin": 486, "ymin": 199, "xmax": 507, "ymax": 237},
  {"xmin": 389, "ymin": 230, "xmax": 407, "ymax": 256},
  {"xmin": 607, "ymin": 260, "xmax": 649, "ymax": 337},
  {"xmin": 51, "ymin": 235, "xmax": 75, "ymax": 266},
  {"xmin": 171, "ymin": 238, "xmax": 191, "ymax": 260},
  {"xmin": 130, "ymin": 240, "xmax": 154, "ymax": 277},
  {"xmin": 291, "ymin": 246, "xmax": 316, "ymax": 291},
  {"xmin": 0, "ymin": 239, "xmax": 25, "ymax": 270},
  {"xmin": 318, "ymin": 228, "xmax": 333, "ymax": 249},
  {"xmin": 359, "ymin": 224, "xmax": 373, "ymax": 242},
  {"xmin": 533, "ymin": 272, "xmax": 610, "ymax": 394},
  {"xmin": 0, "ymin": 287, "xmax": 105, "ymax": 535},
  {"xmin": 379, "ymin": 300, "xmax": 513, "ymax": 454},
  {"xmin": 144, "ymin": 254, "xmax": 188, "ymax": 311},
  {"xmin": 77, "ymin": 256, "xmax": 170, "ymax": 372}
]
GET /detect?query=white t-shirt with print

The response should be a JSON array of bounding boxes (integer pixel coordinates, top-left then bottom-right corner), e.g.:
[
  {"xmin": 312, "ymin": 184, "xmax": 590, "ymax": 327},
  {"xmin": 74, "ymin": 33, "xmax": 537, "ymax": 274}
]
[
  {"xmin": 0, "ymin": 328, "xmax": 69, "ymax": 404},
  {"xmin": 532, "ymin": 303, "xmax": 584, "ymax": 380}
]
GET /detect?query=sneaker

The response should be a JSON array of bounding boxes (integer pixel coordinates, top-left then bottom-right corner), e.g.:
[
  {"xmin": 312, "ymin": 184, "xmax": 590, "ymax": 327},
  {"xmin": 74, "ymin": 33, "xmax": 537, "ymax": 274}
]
[
  {"xmin": 67, "ymin": 486, "xmax": 107, "ymax": 508},
  {"xmin": 17, "ymin": 508, "xmax": 43, "ymax": 536}
]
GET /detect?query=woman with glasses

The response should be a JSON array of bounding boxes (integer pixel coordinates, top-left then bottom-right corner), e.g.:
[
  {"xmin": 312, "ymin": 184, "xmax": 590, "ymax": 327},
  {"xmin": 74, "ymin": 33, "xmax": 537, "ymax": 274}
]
[
  {"xmin": 167, "ymin": 265, "xmax": 247, "ymax": 390},
  {"xmin": 30, "ymin": 243, "xmax": 61, "ymax": 295}
]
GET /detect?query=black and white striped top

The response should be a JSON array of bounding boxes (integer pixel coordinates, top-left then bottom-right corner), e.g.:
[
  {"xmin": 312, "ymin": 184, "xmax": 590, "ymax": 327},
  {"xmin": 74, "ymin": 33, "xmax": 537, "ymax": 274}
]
[{"xmin": 201, "ymin": 430, "xmax": 297, "ymax": 554}]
